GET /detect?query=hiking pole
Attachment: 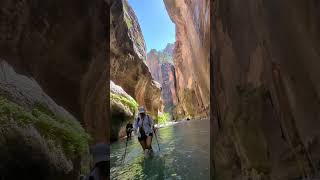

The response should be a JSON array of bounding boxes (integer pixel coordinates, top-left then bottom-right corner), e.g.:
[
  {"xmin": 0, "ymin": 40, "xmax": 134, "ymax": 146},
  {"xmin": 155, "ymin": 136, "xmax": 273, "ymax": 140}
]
[
  {"xmin": 153, "ymin": 128, "xmax": 160, "ymax": 151},
  {"xmin": 122, "ymin": 135, "xmax": 129, "ymax": 164}
]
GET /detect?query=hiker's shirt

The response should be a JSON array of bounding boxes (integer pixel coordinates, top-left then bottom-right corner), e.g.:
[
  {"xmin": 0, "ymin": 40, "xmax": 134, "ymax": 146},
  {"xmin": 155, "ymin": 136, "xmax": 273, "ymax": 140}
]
[{"xmin": 133, "ymin": 115, "xmax": 154, "ymax": 137}]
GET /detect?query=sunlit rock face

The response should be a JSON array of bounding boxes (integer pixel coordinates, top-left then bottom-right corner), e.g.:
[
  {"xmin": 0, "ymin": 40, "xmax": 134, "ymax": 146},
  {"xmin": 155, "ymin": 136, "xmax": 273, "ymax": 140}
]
[
  {"xmin": 211, "ymin": 0, "xmax": 320, "ymax": 179},
  {"xmin": 163, "ymin": 0, "xmax": 210, "ymax": 119},
  {"xmin": 160, "ymin": 63, "xmax": 177, "ymax": 113},
  {"xmin": 146, "ymin": 43, "xmax": 178, "ymax": 115},
  {"xmin": 110, "ymin": 0, "xmax": 161, "ymax": 119},
  {"xmin": 147, "ymin": 49, "xmax": 162, "ymax": 82}
]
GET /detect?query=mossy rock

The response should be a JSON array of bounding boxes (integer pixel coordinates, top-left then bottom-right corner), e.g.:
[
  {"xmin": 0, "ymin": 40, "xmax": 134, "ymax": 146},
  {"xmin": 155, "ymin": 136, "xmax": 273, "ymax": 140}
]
[
  {"xmin": 110, "ymin": 90, "xmax": 138, "ymax": 141},
  {"xmin": 110, "ymin": 92, "xmax": 138, "ymax": 115},
  {"xmin": 0, "ymin": 96, "xmax": 90, "ymax": 179}
]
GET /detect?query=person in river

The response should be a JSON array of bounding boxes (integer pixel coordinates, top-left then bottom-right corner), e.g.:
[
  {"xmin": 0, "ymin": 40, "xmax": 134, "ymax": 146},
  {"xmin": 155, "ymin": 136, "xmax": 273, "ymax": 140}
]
[
  {"xmin": 126, "ymin": 122, "xmax": 133, "ymax": 138},
  {"xmin": 133, "ymin": 106, "xmax": 155, "ymax": 155},
  {"xmin": 83, "ymin": 143, "xmax": 109, "ymax": 180}
]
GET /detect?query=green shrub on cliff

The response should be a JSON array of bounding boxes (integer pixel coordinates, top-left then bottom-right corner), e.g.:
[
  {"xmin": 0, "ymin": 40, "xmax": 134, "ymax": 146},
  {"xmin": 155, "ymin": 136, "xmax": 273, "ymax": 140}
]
[
  {"xmin": 157, "ymin": 112, "xmax": 170, "ymax": 125},
  {"xmin": 111, "ymin": 92, "xmax": 138, "ymax": 114}
]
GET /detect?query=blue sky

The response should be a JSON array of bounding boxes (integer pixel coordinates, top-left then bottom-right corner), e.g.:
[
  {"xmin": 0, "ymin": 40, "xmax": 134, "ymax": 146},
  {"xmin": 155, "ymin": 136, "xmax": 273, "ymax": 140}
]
[{"xmin": 128, "ymin": 0, "xmax": 176, "ymax": 52}]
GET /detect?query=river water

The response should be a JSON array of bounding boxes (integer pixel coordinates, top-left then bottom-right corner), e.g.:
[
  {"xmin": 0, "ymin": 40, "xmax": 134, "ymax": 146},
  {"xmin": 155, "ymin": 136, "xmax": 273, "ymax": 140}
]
[{"xmin": 110, "ymin": 119, "xmax": 210, "ymax": 180}]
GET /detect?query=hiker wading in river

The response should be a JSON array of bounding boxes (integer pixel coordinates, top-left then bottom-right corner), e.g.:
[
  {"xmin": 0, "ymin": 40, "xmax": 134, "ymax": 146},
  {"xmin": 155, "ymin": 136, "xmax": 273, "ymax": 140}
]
[{"xmin": 133, "ymin": 106, "xmax": 155, "ymax": 155}]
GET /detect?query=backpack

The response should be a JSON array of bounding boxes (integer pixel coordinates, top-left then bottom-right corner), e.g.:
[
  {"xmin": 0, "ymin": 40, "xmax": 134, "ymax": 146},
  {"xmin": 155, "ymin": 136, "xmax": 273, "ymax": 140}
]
[{"xmin": 137, "ymin": 115, "xmax": 151, "ymax": 127}]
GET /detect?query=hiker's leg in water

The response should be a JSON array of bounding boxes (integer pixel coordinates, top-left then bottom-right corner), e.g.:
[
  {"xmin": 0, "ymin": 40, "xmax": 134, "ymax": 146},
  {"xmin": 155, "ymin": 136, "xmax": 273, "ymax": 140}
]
[
  {"xmin": 146, "ymin": 136, "xmax": 153, "ymax": 150},
  {"xmin": 139, "ymin": 140, "xmax": 146, "ymax": 150}
]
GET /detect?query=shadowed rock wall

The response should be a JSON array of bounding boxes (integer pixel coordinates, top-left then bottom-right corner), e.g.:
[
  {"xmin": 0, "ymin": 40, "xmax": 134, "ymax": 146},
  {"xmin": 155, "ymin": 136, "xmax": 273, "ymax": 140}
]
[{"xmin": 211, "ymin": 0, "xmax": 320, "ymax": 179}]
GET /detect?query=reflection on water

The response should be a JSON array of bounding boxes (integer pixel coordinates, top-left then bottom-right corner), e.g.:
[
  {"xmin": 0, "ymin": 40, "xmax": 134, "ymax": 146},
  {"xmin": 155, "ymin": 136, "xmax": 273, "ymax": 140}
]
[{"xmin": 111, "ymin": 119, "xmax": 210, "ymax": 180}]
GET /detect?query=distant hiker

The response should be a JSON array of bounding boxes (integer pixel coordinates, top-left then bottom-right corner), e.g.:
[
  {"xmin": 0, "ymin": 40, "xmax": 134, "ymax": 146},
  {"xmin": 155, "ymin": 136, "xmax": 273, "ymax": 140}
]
[
  {"xmin": 84, "ymin": 143, "xmax": 109, "ymax": 180},
  {"xmin": 173, "ymin": 117, "xmax": 178, "ymax": 122},
  {"xmin": 126, "ymin": 122, "xmax": 133, "ymax": 138},
  {"xmin": 133, "ymin": 106, "xmax": 155, "ymax": 155}
]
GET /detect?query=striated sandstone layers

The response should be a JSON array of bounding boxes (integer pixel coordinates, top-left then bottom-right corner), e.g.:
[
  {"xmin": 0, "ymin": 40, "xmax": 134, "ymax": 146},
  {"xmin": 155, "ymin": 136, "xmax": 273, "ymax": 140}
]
[
  {"xmin": 211, "ymin": 0, "xmax": 320, "ymax": 179},
  {"xmin": 110, "ymin": 0, "xmax": 161, "ymax": 119},
  {"xmin": 164, "ymin": 0, "xmax": 210, "ymax": 119}
]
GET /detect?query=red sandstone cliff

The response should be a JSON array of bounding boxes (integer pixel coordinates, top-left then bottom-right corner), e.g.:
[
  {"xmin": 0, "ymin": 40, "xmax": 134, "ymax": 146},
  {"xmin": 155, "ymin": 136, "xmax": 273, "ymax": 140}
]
[
  {"xmin": 146, "ymin": 43, "xmax": 178, "ymax": 115},
  {"xmin": 110, "ymin": 0, "xmax": 162, "ymax": 120},
  {"xmin": 211, "ymin": 0, "xmax": 320, "ymax": 179},
  {"xmin": 164, "ymin": 0, "xmax": 210, "ymax": 118}
]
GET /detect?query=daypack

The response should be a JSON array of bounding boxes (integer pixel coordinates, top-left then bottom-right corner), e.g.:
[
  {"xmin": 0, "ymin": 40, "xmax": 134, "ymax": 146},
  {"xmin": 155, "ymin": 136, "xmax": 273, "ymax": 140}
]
[{"xmin": 137, "ymin": 115, "xmax": 152, "ymax": 127}]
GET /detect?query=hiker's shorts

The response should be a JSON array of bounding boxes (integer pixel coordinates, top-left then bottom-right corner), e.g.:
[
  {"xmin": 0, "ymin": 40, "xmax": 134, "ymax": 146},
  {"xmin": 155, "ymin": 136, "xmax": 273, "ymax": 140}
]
[{"xmin": 138, "ymin": 132, "xmax": 153, "ymax": 141}]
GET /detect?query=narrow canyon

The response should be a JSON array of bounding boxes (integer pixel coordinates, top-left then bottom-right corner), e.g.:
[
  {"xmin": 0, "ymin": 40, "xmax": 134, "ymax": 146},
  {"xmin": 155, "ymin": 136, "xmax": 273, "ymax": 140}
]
[
  {"xmin": 109, "ymin": 0, "xmax": 210, "ymax": 142},
  {"xmin": 0, "ymin": 0, "xmax": 319, "ymax": 179}
]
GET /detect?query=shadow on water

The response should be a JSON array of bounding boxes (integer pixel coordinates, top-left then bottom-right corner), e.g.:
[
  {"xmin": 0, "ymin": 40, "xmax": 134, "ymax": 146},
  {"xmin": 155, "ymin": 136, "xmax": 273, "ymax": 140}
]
[{"xmin": 111, "ymin": 119, "xmax": 210, "ymax": 180}]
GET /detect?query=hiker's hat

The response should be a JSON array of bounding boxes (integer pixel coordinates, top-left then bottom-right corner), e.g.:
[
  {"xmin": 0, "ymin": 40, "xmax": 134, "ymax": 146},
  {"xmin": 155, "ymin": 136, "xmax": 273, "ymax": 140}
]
[
  {"xmin": 92, "ymin": 143, "xmax": 109, "ymax": 164},
  {"xmin": 138, "ymin": 106, "xmax": 146, "ymax": 114}
]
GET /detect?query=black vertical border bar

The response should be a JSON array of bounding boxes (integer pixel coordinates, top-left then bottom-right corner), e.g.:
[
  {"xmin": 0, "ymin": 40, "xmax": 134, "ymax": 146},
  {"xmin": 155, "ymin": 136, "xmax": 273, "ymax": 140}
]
[
  {"xmin": 210, "ymin": 0, "xmax": 213, "ymax": 178},
  {"xmin": 105, "ymin": 0, "xmax": 111, "ymax": 179},
  {"xmin": 210, "ymin": 0, "xmax": 216, "ymax": 179}
]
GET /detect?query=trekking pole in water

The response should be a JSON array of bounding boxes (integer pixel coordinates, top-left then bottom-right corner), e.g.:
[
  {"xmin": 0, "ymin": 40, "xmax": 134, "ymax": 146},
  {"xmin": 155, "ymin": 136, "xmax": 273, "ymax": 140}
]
[
  {"xmin": 153, "ymin": 128, "xmax": 160, "ymax": 151},
  {"xmin": 122, "ymin": 135, "xmax": 129, "ymax": 164}
]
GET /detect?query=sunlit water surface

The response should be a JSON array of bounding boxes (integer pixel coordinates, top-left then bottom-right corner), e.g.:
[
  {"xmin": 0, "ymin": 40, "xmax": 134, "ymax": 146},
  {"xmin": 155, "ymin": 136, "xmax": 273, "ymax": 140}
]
[{"xmin": 110, "ymin": 119, "xmax": 210, "ymax": 180}]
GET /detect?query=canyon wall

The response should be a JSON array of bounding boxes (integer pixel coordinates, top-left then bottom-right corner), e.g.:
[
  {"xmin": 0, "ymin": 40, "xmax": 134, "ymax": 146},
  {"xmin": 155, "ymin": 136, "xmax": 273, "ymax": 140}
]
[
  {"xmin": 110, "ymin": 0, "xmax": 161, "ymax": 120},
  {"xmin": 110, "ymin": 81, "xmax": 137, "ymax": 142},
  {"xmin": 211, "ymin": 0, "xmax": 320, "ymax": 179},
  {"xmin": 164, "ymin": 0, "xmax": 210, "ymax": 119},
  {"xmin": 0, "ymin": 0, "xmax": 107, "ymax": 179},
  {"xmin": 146, "ymin": 43, "xmax": 178, "ymax": 115}
]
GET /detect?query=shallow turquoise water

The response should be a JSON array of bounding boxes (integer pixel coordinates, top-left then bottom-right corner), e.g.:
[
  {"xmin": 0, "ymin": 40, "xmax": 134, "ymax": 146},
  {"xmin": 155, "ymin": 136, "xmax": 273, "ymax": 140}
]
[{"xmin": 110, "ymin": 119, "xmax": 210, "ymax": 180}]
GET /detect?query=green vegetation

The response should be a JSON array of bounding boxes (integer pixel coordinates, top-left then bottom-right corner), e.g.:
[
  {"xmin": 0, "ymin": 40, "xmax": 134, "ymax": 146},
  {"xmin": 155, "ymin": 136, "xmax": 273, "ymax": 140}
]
[
  {"xmin": 123, "ymin": 1, "xmax": 146, "ymax": 50},
  {"xmin": 0, "ymin": 96, "xmax": 90, "ymax": 157},
  {"xmin": 136, "ymin": 34, "xmax": 145, "ymax": 48},
  {"xmin": 124, "ymin": 14, "xmax": 133, "ymax": 29},
  {"xmin": 110, "ymin": 92, "xmax": 138, "ymax": 114},
  {"xmin": 157, "ymin": 112, "xmax": 170, "ymax": 125},
  {"xmin": 123, "ymin": 2, "xmax": 133, "ymax": 29},
  {"xmin": 110, "ymin": 92, "xmax": 139, "ymax": 141}
]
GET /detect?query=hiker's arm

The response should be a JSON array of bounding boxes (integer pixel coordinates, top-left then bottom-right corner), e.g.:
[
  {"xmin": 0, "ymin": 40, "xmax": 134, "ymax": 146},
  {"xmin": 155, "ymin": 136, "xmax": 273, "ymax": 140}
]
[
  {"xmin": 150, "ymin": 117, "xmax": 155, "ymax": 130},
  {"xmin": 133, "ymin": 118, "xmax": 138, "ymax": 131},
  {"xmin": 132, "ymin": 118, "xmax": 138, "ymax": 134}
]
